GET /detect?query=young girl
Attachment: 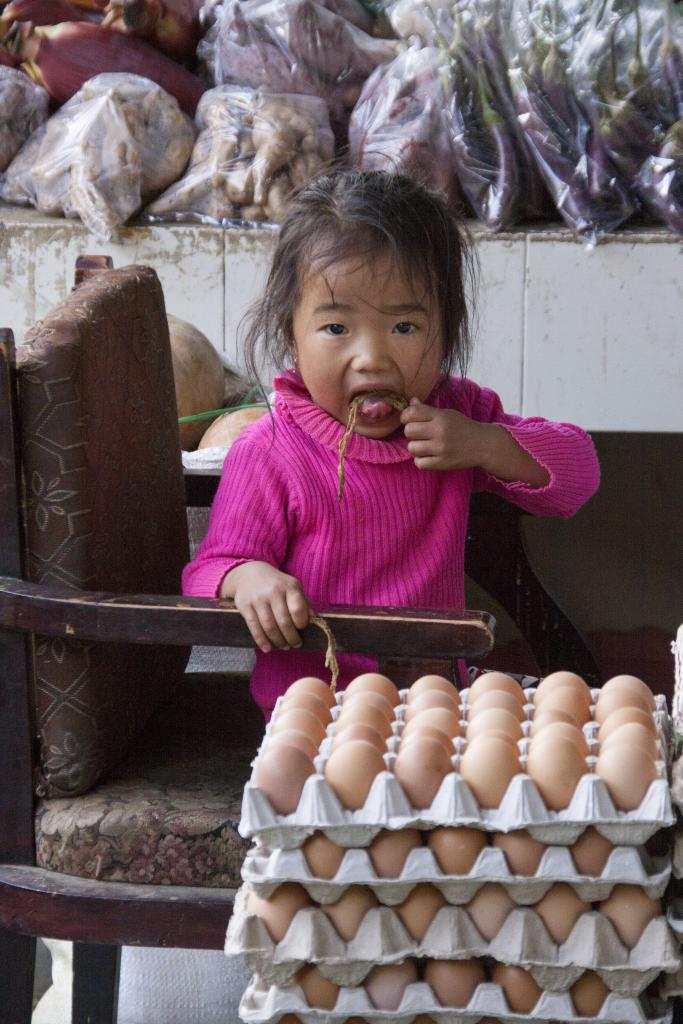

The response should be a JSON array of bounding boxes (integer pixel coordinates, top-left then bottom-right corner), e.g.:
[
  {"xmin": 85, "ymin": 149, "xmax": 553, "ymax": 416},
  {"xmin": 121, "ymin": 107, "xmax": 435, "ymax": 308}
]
[{"xmin": 182, "ymin": 170, "xmax": 600, "ymax": 719}]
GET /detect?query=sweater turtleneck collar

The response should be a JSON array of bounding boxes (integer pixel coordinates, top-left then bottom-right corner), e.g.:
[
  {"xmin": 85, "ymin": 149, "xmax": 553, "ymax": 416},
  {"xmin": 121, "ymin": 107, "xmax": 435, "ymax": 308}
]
[{"xmin": 273, "ymin": 368, "xmax": 450, "ymax": 465}]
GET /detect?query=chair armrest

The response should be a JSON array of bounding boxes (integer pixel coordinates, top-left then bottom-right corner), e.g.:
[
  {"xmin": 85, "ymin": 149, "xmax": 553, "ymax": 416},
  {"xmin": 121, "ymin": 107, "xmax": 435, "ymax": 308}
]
[{"xmin": 0, "ymin": 575, "xmax": 495, "ymax": 662}]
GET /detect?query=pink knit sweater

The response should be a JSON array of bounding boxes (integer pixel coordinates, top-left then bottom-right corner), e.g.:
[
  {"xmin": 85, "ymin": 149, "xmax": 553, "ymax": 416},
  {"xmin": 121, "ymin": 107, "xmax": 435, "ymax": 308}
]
[{"xmin": 182, "ymin": 370, "xmax": 600, "ymax": 715}]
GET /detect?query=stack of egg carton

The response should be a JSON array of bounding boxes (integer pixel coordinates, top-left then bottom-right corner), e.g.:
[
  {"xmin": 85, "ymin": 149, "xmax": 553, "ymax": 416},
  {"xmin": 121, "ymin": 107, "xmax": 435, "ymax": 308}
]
[
  {"xmin": 664, "ymin": 625, "xmax": 683, "ymax": 1003},
  {"xmin": 227, "ymin": 671, "xmax": 678, "ymax": 1023}
]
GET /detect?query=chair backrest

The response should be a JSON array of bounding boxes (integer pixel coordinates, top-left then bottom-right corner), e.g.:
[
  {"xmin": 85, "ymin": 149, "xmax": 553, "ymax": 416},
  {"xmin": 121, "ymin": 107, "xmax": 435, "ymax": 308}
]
[{"xmin": 15, "ymin": 264, "xmax": 190, "ymax": 797}]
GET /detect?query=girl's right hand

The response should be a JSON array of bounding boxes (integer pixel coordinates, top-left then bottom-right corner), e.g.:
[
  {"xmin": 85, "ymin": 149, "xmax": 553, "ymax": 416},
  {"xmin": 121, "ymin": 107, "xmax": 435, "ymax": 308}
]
[{"xmin": 220, "ymin": 561, "xmax": 312, "ymax": 653}]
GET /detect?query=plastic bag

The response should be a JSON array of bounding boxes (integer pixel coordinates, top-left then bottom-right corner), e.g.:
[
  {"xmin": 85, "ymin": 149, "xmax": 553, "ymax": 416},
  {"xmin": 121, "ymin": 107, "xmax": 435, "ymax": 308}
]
[
  {"xmin": 145, "ymin": 86, "xmax": 334, "ymax": 226},
  {"xmin": 573, "ymin": 0, "xmax": 683, "ymax": 234},
  {"xmin": 386, "ymin": 0, "xmax": 455, "ymax": 43},
  {"xmin": 0, "ymin": 67, "xmax": 49, "ymax": 172},
  {"xmin": 508, "ymin": 0, "xmax": 636, "ymax": 243},
  {"xmin": 0, "ymin": 73, "xmax": 195, "ymax": 239},
  {"xmin": 349, "ymin": 45, "xmax": 461, "ymax": 205},
  {"xmin": 442, "ymin": 0, "xmax": 551, "ymax": 230},
  {"xmin": 197, "ymin": 0, "xmax": 398, "ymax": 137}
]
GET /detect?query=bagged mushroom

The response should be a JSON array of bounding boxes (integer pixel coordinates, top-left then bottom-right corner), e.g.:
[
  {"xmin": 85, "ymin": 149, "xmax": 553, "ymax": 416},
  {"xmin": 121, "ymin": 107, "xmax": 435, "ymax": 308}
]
[
  {"xmin": 0, "ymin": 72, "xmax": 195, "ymax": 239},
  {"xmin": 349, "ymin": 45, "xmax": 462, "ymax": 206},
  {"xmin": 197, "ymin": 0, "xmax": 398, "ymax": 139},
  {"xmin": 145, "ymin": 85, "xmax": 334, "ymax": 225},
  {"xmin": 0, "ymin": 67, "xmax": 49, "ymax": 172}
]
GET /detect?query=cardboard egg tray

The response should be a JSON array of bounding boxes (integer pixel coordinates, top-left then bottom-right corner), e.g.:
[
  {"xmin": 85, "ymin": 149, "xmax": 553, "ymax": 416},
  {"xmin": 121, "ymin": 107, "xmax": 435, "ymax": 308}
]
[
  {"xmin": 237, "ymin": 977, "xmax": 674, "ymax": 1024},
  {"xmin": 242, "ymin": 842, "xmax": 671, "ymax": 904},
  {"xmin": 240, "ymin": 769, "xmax": 673, "ymax": 850},
  {"xmin": 241, "ymin": 690, "xmax": 672, "ymax": 849},
  {"xmin": 226, "ymin": 885, "xmax": 680, "ymax": 994}
]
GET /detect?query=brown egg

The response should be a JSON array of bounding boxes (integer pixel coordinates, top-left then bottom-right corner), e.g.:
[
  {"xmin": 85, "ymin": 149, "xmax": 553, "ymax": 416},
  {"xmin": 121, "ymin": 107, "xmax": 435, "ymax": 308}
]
[
  {"xmin": 278, "ymin": 690, "xmax": 332, "ymax": 725},
  {"xmin": 460, "ymin": 735, "xmax": 521, "ymax": 809},
  {"xmin": 570, "ymin": 971, "xmax": 609, "ymax": 1015},
  {"xmin": 428, "ymin": 827, "xmax": 488, "ymax": 874},
  {"xmin": 324, "ymin": 740, "xmax": 385, "ymax": 810},
  {"xmin": 534, "ymin": 687, "xmax": 590, "ymax": 725},
  {"xmin": 282, "ymin": 676, "xmax": 336, "ymax": 710},
  {"xmin": 467, "ymin": 690, "xmax": 526, "ymax": 722},
  {"xmin": 407, "ymin": 674, "xmax": 457, "ymax": 703},
  {"xmin": 599, "ymin": 885, "xmax": 661, "ymax": 948},
  {"xmin": 405, "ymin": 689, "xmax": 459, "ymax": 720},
  {"xmin": 396, "ymin": 884, "xmax": 446, "ymax": 939},
  {"xmin": 466, "ymin": 884, "xmax": 516, "ymax": 939},
  {"xmin": 302, "ymin": 832, "xmax": 346, "ymax": 879},
  {"xmin": 401, "ymin": 706, "xmax": 462, "ymax": 741},
  {"xmin": 253, "ymin": 744, "xmax": 315, "ymax": 815},
  {"xmin": 369, "ymin": 828, "xmax": 422, "ymax": 878},
  {"xmin": 466, "ymin": 707, "xmax": 524, "ymax": 743},
  {"xmin": 601, "ymin": 674, "xmax": 656, "ymax": 711},
  {"xmin": 394, "ymin": 736, "xmax": 453, "ymax": 809},
  {"xmin": 279, "ymin": 1016, "xmax": 304, "ymax": 1024},
  {"xmin": 266, "ymin": 729, "xmax": 319, "ymax": 761},
  {"xmin": 534, "ymin": 670, "xmax": 591, "ymax": 705},
  {"xmin": 344, "ymin": 672, "xmax": 400, "ymax": 707},
  {"xmin": 594, "ymin": 687, "xmax": 652, "ymax": 724},
  {"xmin": 526, "ymin": 736, "xmax": 587, "ymax": 810},
  {"xmin": 341, "ymin": 689, "xmax": 395, "ymax": 722},
  {"xmin": 365, "ymin": 961, "xmax": 418, "ymax": 1010},
  {"xmin": 270, "ymin": 707, "xmax": 327, "ymax": 747},
  {"xmin": 399, "ymin": 725, "xmax": 455, "ymax": 757},
  {"xmin": 331, "ymin": 721, "xmax": 387, "ymax": 753},
  {"xmin": 570, "ymin": 827, "xmax": 613, "ymax": 876},
  {"xmin": 247, "ymin": 883, "xmax": 310, "ymax": 941},
  {"xmin": 529, "ymin": 721, "xmax": 589, "ymax": 757},
  {"xmin": 601, "ymin": 722, "xmax": 658, "ymax": 759},
  {"xmin": 336, "ymin": 701, "xmax": 393, "ymax": 739},
  {"xmin": 323, "ymin": 885, "xmax": 377, "ymax": 940},
  {"xmin": 530, "ymin": 707, "xmax": 580, "ymax": 733},
  {"xmin": 493, "ymin": 830, "xmax": 546, "ymax": 875},
  {"xmin": 534, "ymin": 884, "xmax": 589, "ymax": 943},
  {"xmin": 598, "ymin": 705, "xmax": 657, "ymax": 741},
  {"xmin": 424, "ymin": 959, "xmax": 485, "ymax": 1007},
  {"xmin": 596, "ymin": 744, "xmax": 657, "ymax": 810},
  {"xmin": 467, "ymin": 728, "xmax": 519, "ymax": 751},
  {"xmin": 492, "ymin": 964, "xmax": 542, "ymax": 1013},
  {"xmin": 295, "ymin": 965, "xmax": 339, "ymax": 1009},
  {"xmin": 468, "ymin": 672, "xmax": 526, "ymax": 707}
]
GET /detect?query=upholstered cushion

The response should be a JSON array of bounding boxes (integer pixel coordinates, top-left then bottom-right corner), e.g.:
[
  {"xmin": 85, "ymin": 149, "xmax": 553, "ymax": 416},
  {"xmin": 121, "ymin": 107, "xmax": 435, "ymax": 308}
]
[
  {"xmin": 18, "ymin": 266, "xmax": 190, "ymax": 797},
  {"xmin": 35, "ymin": 674, "xmax": 263, "ymax": 887}
]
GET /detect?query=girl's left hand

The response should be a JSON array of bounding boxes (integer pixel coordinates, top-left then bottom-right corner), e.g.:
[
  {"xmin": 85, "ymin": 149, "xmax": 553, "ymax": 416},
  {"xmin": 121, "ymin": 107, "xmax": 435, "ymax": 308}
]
[{"xmin": 401, "ymin": 398, "xmax": 489, "ymax": 471}]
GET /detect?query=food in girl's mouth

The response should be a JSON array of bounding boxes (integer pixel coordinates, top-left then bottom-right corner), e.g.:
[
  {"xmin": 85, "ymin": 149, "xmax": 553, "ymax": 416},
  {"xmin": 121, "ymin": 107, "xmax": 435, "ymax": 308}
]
[{"xmin": 337, "ymin": 390, "xmax": 408, "ymax": 500}]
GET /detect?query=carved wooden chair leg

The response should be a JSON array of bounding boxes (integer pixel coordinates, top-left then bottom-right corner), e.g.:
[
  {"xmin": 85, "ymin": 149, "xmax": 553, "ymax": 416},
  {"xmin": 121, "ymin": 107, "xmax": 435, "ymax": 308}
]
[
  {"xmin": 72, "ymin": 942, "xmax": 121, "ymax": 1024},
  {"xmin": 0, "ymin": 929, "xmax": 36, "ymax": 1024}
]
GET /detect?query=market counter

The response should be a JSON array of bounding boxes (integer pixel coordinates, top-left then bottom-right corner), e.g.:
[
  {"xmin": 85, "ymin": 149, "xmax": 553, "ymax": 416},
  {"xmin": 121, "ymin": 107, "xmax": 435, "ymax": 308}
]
[{"xmin": 1, "ymin": 203, "xmax": 681, "ymax": 432}]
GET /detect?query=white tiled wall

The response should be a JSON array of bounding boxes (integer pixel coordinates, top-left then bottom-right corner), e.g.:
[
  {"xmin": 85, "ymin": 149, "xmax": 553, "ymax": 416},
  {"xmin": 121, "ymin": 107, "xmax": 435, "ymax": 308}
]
[{"xmin": 2, "ymin": 204, "xmax": 681, "ymax": 431}]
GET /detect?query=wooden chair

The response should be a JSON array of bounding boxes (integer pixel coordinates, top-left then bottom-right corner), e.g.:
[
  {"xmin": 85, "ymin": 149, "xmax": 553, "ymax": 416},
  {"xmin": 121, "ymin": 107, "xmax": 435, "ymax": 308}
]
[{"xmin": 0, "ymin": 260, "xmax": 496, "ymax": 1024}]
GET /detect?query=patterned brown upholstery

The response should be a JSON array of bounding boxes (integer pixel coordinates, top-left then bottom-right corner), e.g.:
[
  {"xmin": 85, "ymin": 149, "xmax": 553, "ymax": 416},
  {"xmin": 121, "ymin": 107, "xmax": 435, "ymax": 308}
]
[
  {"xmin": 34, "ymin": 675, "xmax": 262, "ymax": 887},
  {"xmin": 17, "ymin": 267, "xmax": 190, "ymax": 797}
]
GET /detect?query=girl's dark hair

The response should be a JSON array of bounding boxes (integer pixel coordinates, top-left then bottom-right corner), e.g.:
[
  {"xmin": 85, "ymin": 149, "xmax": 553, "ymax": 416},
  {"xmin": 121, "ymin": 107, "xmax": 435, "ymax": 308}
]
[{"xmin": 242, "ymin": 170, "xmax": 478, "ymax": 383}]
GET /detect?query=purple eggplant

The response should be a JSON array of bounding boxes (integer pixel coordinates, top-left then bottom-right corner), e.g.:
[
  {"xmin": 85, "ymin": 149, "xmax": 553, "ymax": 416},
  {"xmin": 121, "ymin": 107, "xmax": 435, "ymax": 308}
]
[{"xmin": 634, "ymin": 118, "xmax": 683, "ymax": 233}]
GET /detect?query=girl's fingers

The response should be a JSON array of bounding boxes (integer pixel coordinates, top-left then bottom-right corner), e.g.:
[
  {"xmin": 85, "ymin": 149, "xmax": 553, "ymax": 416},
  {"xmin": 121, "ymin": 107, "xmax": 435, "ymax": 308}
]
[
  {"xmin": 400, "ymin": 401, "xmax": 433, "ymax": 425},
  {"xmin": 403, "ymin": 420, "xmax": 433, "ymax": 440},
  {"xmin": 286, "ymin": 588, "xmax": 311, "ymax": 634},
  {"xmin": 240, "ymin": 604, "xmax": 273, "ymax": 653},
  {"xmin": 413, "ymin": 455, "xmax": 445, "ymax": 470},
  {"xmin": 254, "ymin": 600, "xmax": 291, "ymax": 650},
  {"xmin": 407, "ymin": 440, "xmax": 437, "ymax": 457},
  {"xmin": 271, "ymin": 592, "xmax": 304, "ymax": 649}
]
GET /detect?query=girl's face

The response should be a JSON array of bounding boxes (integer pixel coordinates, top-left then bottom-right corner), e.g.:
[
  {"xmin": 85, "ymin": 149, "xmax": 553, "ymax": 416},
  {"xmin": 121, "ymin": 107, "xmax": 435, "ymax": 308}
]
[{"xmin": 291, "ymin": 252, "xmax": 444, "ymax": 438}]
